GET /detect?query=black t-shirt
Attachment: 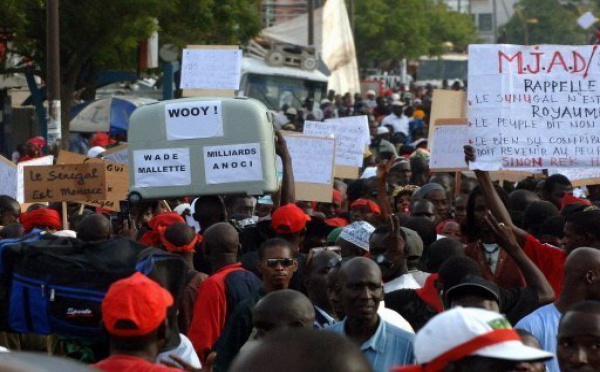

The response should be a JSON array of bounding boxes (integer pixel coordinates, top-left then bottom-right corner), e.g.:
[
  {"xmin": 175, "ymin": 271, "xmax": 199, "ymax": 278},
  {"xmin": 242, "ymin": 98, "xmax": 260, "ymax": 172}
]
[{"xmin": 499, "ymin": 286, "xmax": 540, "ymax": 325}]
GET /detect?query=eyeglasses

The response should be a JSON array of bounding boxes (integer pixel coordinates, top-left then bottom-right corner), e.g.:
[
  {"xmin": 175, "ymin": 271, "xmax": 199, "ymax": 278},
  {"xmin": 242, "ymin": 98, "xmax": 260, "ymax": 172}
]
[
  {"xmin": 263, "ymin": 258, "xmax": 295, "ymax": 268},
  {"xmin": 328, "ymin": 257, "xmax": 351, "ymax": 269}
]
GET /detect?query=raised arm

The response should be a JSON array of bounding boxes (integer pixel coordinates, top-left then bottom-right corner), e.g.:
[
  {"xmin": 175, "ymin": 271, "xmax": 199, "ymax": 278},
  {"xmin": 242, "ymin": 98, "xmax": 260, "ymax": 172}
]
[
  {"xmin": 275, "ymin": 130, "xmax": 295, "ymax": 206},
  {"xmin": 376, "ymin": 156, "xmax": 396, "ymax": 220},
  {"xmin": 464, "ymin": 145, "xmax": 528, "ymax": 246},
  {"xmin": 485, "ymin": 212, "xmax": 555, "ymax": 305}
]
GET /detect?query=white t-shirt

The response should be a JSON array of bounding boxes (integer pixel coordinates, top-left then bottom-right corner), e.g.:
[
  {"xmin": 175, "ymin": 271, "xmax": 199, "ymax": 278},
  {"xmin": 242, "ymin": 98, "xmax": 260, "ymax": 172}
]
[
  {"xmin": 383, "ymin": 274, "xmax": 421, "ymax": 293},
  {"xmin": 378, "ymin": 302, "xmax": 415, "ymax": 334},
  {"xmin": 382, "ymin": 114, "xmax": 410, "ymax": 136},
  {"xmin": 515, "ymin": 303, "xmax": 561, "ymax": 372},
  {"xmin": 156, "ymin": 333, "xmax": 201, "ymax": 369}
]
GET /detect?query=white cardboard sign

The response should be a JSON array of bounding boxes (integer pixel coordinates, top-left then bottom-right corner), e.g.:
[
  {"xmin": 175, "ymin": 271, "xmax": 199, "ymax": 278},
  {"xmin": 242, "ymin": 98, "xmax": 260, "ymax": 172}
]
[
  {"xmin": 468, "ymin": 44, "xmax": 600, "ymax": 171},
  {"xmin": 430, "ymin": 124, "xmax": 469, "ymax": 171},
  {"xmin": 204, "ymin": 143, "xmax": 263, "ymax": 184},
  {"xmin": 17, "ymin": 156, "xmax": 54, "ymax": 203},
  {"xmin": 283, "ymin": 135, "xmax": 335, "ymax": 184},
  {"xmin": 578, "ymin": 11, "xmax": 597, "ymax": 29},
  {"xmin": 133, "ymin": 148, "xmax": 191, "ymax": 187},
  {"xmin": 165, "ymin": 100, "xmax": 223, "ymax": 140},
  {"xmin": 180, "ymin": 49, "xmax": 242, "ymax": 90},
  {"xmin": 303, "ymin": 116, "xmax": 369, "ymax": 167},
  {"xmin": 0, "ymin": 157, "xmax": 17, "ymax": 199}
]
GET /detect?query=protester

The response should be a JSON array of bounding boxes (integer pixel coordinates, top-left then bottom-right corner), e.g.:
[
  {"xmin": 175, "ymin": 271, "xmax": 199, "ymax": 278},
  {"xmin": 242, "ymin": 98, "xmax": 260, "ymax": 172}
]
[
  {"xmin": 392, "ymin": 307, "xmax": 553, "ymax": 372},
  {"xmin": 336, "ymin": 221, "xmax": 375, "ymax": 258},
  {"xmin": 306, "ymin": 249, "xmax": 340, "ymax": 328},
  {"xmin": 93, "ymin": 272, "xmax": 182, "ymax": 371},
  {"xmin": 213, "ymin": 238, "xmax": 298, "ymax": 371},
  {"xmin": 326, "ymin": 257, "xmax": 415, "ymax": 371},
  {"xmin": 411, "ymin": 183, "xmax": 450, "ymax": 223},
  {"xmin": 188, "ymin": 222, "xmax": 260, "ymax": 364},
  {"xmin": 20, "ymin": 207, "xmax": 62, "ymax": 233},
  {"xmin": 251, "ymin": 290, "xmax": 315, "ymax": 339},
  {"xmin": 0, "ymin": 195, "xmax": 21, "ymax": 227},
  {"xmin": 557, "ymin": 300, "xmax": 600, "ymax": 372}
]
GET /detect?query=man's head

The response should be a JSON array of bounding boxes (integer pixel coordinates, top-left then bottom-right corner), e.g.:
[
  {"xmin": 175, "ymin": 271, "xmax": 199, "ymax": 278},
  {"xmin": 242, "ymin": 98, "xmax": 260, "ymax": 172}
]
[
  {"xmin": 369, "ymin": 226, "xmax": 421, "ymax": 281},
  {"xmin": 337, "ymin": 257, "xmax": 383, "ymax": 323},
  {"xmin": 427, "ymin": 238, "xmax": 466, "ymax": 273},
  {"xmin": 315, "ymin": 190, "xmax": 343, "ymax": 219},
  {"xmin": 75, "ymin": 214, "xmax": 112, "ymax": 242},
  {"xmin": 388, "ymin": 161, "xmax": 412, "ymax": 188},
  {"xmin": 410, "ymin": 200, "xmax": 437, "ymax": 223},
  {"xmin": 193, "ymin": 196, "xmax": 227, "ymax": 232},
  {"xmin": 204, "ymin": 222, "xmax": 240, "ymax": 269},
  {"xmin": 20, "ymin": 208, "xmax": 62, "ymax": 233},
  {"xmin": 430, "ymin": 173, "xmax": 455, "ymax": 201},
  {"xmin": 306, "ymin": 249, "xmax": 340, "ymax": 310},
  {"xmin": 161, "ymin": 222, "xmax": 198, "ymax": 255},
  {"xmin": 271, "ymin": 203, "xmax": 311, "ymax": 248},
  {"xmin": 102, "ymin": 272, "xmax": 173, "ymax": 352},
  {"xmin": 454, "ymin": 194, "xmax": 468, "ymax": 226},
  {"xmin": 563, "ymin": 247, "xmax": 600, "ymax": 302},
  {"xmin": 349, "ymin": 199, "xmax": 381, "ymax": 225},
  {"xmin": 0, "ymin": 195, "xmax": 20, "ymax": 226},
  {"xmin": 413, "ymin": 183, "xmax": 450, "ymax": 222},
  {"xmin": 541, "ymin": 174, "xmax": 573, "ymax": 209},
  {"xmin": 252, "ymin": 290, "xmax": 314, "ymax": 339},
  {"xmin": 563, "ymin": 210, "xmax": 600, "ymax": 253},
  {"xmin": 508, "ymin": 189, "xmax": 540, "ymax": 228},
  {"xmin": 445, "ymin": 275, "xmax": 501, "ymax": 313},
  {"xmin": 438, "ymin": 256, "xmax": 483, "ymax": 293},
  {"xmin": 257, "ymin": 238, "xmax": 297, "ymax": 293},
  {"xmin": 465, "ymin": 185, "xmax": 509, "ymax": 240},
  {"xmin": 460, "ymin": 177, "xmax": 479, "ymax": 196},
  {"xmin": 336, "ymin": 221, "xmax": 375, "ymax": 258},
  {"xmin": 392, "ymin": 101, "xmax": 404, "ymax": 116},
  {"xmin": 230, "ymin": 329, "xmax": 373, "ymax": 372},
  {"xmin": 558, "ymin": 300, "xmax": 600, "ymax": 372},
  {"xmin": 224, "ymin": 195, "xmax": 255, "ymax": 220},
  {"xmin": 396, "ymin": 308, "xmax": 553, "ymax": 372}
]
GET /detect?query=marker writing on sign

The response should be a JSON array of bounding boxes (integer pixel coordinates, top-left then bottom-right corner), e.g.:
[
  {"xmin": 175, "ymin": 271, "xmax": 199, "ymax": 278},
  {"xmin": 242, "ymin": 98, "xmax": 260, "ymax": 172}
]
[
  {"xmin": 497, "ymin": 46, "xmax": 598, "ymax": 77},
  {"xmin": 167, "ymin": 105, "xmax": 218, "ymax": 118}
]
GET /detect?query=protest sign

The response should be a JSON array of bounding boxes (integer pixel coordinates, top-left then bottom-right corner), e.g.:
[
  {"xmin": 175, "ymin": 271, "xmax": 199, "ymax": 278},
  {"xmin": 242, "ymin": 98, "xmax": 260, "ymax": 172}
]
[
  {"xmin": 181, "ymin": 45, "xmax": 241, "ymax": 97},
  {"xmin": 578, "ymin": 11, "xmax": 597, "ymax": 29},
  {"xmin": 165, "ymin": 100, "xmax": 223, "ymax": 140},
  {"xmin": 17, "ymin": 156, "xmax": 54, "ymax": 203},
  {"xmin": 468, "ymin": 44, "xmax": 600, "ymax": 171},
  {"xmin": 0, "ymin": 156, "xmax": 17, "ymax": 199},
  {"xmin": 281, "ymin": 132, "xmax": 335, "ymax": 203},
  {"xmin": 23, "ymin": 163, "xmax": 109, "ymax": 203},
  {"xmin": 429, "ymin": 119, "xmax": 469, "ymax": 172},
  {"xmin": 203, "ymin": 143, "xmax": 263, "ymax": 185},
  {"xmin": 102, "ymin": 144, "xmax": 128, "ymax": 165},
  {"xmin": 303, "ymin": 116, "xmax": 369, "ymax": 178},
  {"xmin": 133, "ymin": 147, "xmax": 191, "ymax": 188},
  {"xmin": 548, "ymin": 168, "xmax": 600, "ymax": 187}
]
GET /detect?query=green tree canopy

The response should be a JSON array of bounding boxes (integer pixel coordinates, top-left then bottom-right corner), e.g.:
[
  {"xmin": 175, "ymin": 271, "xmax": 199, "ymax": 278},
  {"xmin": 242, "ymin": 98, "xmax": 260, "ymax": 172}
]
[
  {"xmin": 502, "ymin": 0, "xmax": 586, "ymax": 45},
  {"xmin": 0, "ymin": 0, "xmax": 260, "ymax": 143},
  {"xmin": 353, "ymin": 0, "xmax": 477, "ymax": 66}
]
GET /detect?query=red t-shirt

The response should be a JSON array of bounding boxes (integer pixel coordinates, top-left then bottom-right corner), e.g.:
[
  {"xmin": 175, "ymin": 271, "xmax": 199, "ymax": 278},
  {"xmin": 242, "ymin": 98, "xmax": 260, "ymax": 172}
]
[
  {"xmin": 523, "ymin": 233, "xmax": 566, "ymax": 296},
  {"xmin": 93, "ymin": 355, "xmax": 183, "ymax": 372}
]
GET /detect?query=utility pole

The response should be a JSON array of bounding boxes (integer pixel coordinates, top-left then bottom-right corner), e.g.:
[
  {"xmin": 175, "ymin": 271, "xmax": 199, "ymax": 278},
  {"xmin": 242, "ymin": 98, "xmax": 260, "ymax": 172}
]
[
  {"xmin": 307, "ymin": 0, "xmax": 314, "ymax": 47},
  {"xmin": 47, "ymin": 0, "xmax": 62, "ymax": 149}
]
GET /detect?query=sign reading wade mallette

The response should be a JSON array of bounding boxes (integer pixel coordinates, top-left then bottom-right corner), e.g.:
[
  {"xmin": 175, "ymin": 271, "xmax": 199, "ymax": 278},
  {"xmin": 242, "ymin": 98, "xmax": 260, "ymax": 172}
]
[
  {"xmin": 165, "ymin": 100, "xmax": 223, "ymax": 140},
  {"xmin": 468, "ymin": 44, "xmax": 600, "ymax": 170},
  {"xmin": 133, "ymin": 148, "xmax": 191, "ymax": 187}
]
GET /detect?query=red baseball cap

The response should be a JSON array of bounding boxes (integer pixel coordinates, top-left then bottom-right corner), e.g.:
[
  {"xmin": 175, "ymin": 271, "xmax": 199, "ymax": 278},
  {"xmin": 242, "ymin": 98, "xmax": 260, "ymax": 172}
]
[
  {"xmin": 102, "ymin": 272, "xmax": 173, "ymax": 337},
  {"xmin": 271, "ymin": 203, "xmax": 311, "ymax": 234},
  {"xmin": 350, "ymin": 199, "xmax": 382, "ymax": 214}
]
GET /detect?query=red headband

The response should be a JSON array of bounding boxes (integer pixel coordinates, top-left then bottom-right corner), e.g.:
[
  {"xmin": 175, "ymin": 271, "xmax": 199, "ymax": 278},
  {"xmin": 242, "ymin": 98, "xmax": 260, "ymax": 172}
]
[
  {"xmin": 392, "ymin": 329, "xmax": 521, "ymax": 372},
  {"xmin": 21, "ymin": 209, "xmax": 62, "ymax": 233},
  {"xmin": 350, "ymin": 199, "xmax": 381, "ymax": 214},
  {"xmin": 158, "ymin": 226, "xmax": 200, "ymax": 253}
]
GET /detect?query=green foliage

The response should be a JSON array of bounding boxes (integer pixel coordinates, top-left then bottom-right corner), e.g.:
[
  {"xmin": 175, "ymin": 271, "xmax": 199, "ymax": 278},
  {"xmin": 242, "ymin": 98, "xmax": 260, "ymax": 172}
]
[
  {"xmin": 502, "ymin": 0, "xmax": 586, "ymax": 45},
  {"xmin": 353, "ymin": 0, "xmax": 477, "ymax": 64}
]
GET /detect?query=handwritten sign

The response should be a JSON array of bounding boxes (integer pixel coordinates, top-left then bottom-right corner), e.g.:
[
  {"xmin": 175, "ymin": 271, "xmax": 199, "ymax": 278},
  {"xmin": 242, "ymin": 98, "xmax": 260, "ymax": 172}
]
[
  {"xmin": 548, "ymin": 168, "xmax": 600, "ymax": 187},
  {"xmin": 303, "ymin": 116, "xmax": 369, "ymax": 168},
  {"xmin": 164, "ymin": 100, "xmax": 223, "ymax": 140},
  {"xmin": 23, "ymin": 164, "xmax": 108, "ymax": 203},
  {"xmin": 133, "ymin": 148, "xmax": 191, "ymax": 188},
  {"xmin": 180, "ymin": 48, "xmax": 242, "ymax": 90},
  {"xmin": 17, "ymin": 156, "xmax": 54, "ymax": 203},
  {"xmin": 430, "ymin": 122, "xmax": 469, "ymax": 171},
  {"xmin": 203, "ymin": 143, "xmax": 263, "ymax": 184},
  {"xmin": 283, "ymin": 135, "xmax": 335, "ymax": 184},
  {"xmin": 468, "ymin": 44, "xmax": 600, "ymax": 171},
  {"xmin": 0, "ymin": 156, "xmax": 17, "ymax": 198}
]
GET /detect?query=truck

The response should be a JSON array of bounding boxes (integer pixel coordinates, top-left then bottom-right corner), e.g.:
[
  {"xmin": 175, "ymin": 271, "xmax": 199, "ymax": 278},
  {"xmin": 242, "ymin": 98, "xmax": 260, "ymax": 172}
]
[{"xmin": 238, "ymin": 39, "xmax": 329, "ymax": 111}]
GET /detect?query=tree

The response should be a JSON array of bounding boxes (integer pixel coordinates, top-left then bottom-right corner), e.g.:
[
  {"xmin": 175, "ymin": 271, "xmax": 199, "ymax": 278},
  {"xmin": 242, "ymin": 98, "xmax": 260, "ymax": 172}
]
[
  {"xmin": 353, "ymin": 0, "xmax": 477, "ymax": 67},
  {"xmin": 0, "ymin": 0, "xmax": 261, "ymax": 148},
  {"xmin": 502, "ymin": 0, "xmax": 586, "ymax": 45}
]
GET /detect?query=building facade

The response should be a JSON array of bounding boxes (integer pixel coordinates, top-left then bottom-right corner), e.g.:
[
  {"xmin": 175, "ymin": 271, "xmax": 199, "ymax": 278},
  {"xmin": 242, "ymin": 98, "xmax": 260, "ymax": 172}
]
[{"xmin": 444, "ymin": 0, "xmax": 518, "ymax": 43}]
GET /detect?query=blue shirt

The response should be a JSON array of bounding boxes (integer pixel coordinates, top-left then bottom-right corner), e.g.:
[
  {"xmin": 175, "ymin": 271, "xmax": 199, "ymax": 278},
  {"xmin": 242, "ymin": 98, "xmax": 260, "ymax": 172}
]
[
  {"xmin": 515, "ymin": 303, "xmax": 560, "ymax": 372},
  {"xmin": 325, "ymin": 317, "xmax": 415, "ymax": 372}
]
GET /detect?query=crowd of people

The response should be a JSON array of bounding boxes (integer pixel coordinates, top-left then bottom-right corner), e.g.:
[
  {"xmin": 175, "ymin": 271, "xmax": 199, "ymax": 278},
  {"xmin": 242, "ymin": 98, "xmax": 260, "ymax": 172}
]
[{"xmin": 0, "ymin": 87, "xmax": 599, "ymax": 372}]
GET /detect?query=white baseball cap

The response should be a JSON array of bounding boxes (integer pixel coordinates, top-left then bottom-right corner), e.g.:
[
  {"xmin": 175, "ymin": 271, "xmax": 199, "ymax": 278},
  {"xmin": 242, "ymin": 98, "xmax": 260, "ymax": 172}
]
[
  {"xmin": 376, "ymin": 126, "xmax": 389, "ymax": 135},
  {"xmin": 394, "ymin": 307, "xmax": 553, "ymax": 371},
  {"xmin": 338, "ymin": 221, "xmax": 375, "ymax": 252}
]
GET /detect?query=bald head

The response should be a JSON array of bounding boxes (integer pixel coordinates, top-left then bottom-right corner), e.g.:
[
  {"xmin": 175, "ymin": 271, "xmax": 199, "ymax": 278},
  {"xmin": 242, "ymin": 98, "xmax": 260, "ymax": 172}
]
[
  {"xmin": 339, "ymin": 256, "xmax": 382, "ymax": 284},
  {"xmin": 230, "ymin": 329, "xmax": 373, "ymax": 372},
  {"xmin": 563, "ymin": 247, "xmax": 600, "ymax": 302},
  {"xmin": 75, "ymin": 214, "xmax": 111, "ymax": 242},
  {"xmin": 565, "ymin": 247, "xmax": 600, "ymax": 280},
  {"xmin": 164, "ymin": 222, "xmax": 196, "ymax": 246},
  {"xmin": 204, "ymin": 222, "xmax": 240, "ymax": 266},
  {"xmin": 252, "ymin": 290, "xmax": 314, "ymax": 339}
]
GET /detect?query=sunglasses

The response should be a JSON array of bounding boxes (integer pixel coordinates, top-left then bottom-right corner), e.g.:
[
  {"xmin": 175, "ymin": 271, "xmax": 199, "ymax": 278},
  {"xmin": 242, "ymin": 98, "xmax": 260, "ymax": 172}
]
[{"xmin": 263, "ymin": 258, "xmax": 295, "ymax": 268}]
